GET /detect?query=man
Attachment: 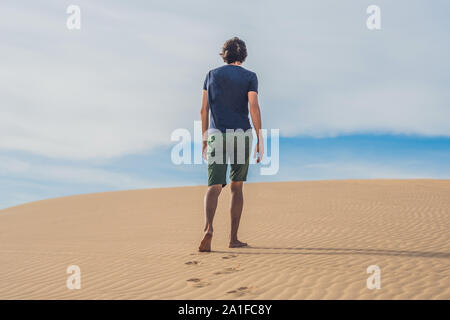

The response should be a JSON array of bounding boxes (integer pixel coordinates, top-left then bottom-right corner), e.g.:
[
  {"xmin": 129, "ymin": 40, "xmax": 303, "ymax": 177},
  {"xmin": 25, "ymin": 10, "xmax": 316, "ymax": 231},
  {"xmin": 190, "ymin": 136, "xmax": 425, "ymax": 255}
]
[{"xmin": 199, "ymin": 37, "xmax": 263, "ymax": 252}]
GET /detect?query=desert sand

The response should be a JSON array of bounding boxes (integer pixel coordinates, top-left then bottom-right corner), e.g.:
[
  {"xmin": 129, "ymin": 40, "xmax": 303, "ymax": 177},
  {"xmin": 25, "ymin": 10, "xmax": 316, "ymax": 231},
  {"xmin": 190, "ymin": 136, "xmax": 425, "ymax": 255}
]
[{"xmin": 0, "ymin": 180, "xmax": 449, "ymax": 299}]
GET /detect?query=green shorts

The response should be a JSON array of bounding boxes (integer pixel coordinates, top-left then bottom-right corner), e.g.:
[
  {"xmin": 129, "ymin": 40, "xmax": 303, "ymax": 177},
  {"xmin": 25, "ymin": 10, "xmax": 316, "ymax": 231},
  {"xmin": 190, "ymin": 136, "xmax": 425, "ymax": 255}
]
[{"xmin": 207, "ymin": 131, "xmax": 253, "ymax": 187}]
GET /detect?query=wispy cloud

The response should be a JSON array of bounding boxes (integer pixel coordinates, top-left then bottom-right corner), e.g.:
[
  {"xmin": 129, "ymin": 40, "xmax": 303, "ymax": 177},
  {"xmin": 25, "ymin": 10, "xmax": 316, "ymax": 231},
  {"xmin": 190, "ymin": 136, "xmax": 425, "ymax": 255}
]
[
  {"xmin": 0, "ymin": 156, "xmax": 151, "ymax": 188},
  {"xmin": 0, "ymin": 1, "xmax": 449, "ymax": 209},
  {"xmin": 1, "ymin": 1, "xmax": 449, "ymax": 160},
  {"xmin": 299, "ymin": 161, "xmax": 443, "ymax": 180}
]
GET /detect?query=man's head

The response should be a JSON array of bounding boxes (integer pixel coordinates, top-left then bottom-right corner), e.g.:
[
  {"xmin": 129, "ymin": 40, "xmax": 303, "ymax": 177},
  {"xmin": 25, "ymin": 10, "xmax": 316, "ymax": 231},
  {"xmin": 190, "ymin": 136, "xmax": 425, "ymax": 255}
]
[{"xmin": 220, "ymin": 37, "xmax": 247, "ymax": 64}]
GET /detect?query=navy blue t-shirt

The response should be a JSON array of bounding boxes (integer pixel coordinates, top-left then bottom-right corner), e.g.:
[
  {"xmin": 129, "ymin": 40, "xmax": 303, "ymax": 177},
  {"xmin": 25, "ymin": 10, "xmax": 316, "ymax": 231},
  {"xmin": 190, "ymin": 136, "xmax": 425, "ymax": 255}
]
[{"xmin": 203, "ymin": 65, "xmax": 258, "ymax": 132}]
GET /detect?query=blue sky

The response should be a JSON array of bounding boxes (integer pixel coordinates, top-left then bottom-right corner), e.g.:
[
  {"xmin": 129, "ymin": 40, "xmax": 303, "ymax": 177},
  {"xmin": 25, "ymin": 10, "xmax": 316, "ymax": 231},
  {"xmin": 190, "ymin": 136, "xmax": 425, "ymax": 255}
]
[{"xmin": 1, "ymin": 0, "xmax": 449, "ymax": 209}]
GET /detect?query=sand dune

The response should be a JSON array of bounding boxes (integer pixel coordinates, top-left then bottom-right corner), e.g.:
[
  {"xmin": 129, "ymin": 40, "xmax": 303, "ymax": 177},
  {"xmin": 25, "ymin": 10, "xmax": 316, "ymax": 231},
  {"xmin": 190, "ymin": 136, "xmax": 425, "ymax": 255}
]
[{"xmin": 0, "ymin": 180, "xmax": 449, "ymax": 299}]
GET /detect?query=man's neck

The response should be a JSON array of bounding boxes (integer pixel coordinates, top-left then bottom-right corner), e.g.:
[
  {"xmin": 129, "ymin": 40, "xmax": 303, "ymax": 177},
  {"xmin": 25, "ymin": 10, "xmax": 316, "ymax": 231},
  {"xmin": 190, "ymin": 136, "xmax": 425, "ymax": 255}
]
[{"xmin": 228, "ymin": 62, "xmax": 242, "ymax": 66}]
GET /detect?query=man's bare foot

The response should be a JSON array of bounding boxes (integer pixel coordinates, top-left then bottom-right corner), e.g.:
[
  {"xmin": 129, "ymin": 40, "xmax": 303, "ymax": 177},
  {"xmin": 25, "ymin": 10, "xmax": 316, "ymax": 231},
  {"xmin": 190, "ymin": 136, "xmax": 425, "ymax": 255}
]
[
  {"xmin": 199, "ymin": 232, "xmax": 213, "ymax": 252},
  {"xmin": 229, "ymin": 240, "xmax": 248, "ymax": 248}
]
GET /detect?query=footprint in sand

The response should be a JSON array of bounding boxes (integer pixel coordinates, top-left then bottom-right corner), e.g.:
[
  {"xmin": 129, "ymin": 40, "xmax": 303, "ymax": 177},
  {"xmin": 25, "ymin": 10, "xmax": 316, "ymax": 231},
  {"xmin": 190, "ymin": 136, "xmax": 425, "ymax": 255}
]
[
  {"xmin": 213, "ymin": 266, "xmax": 241, "ymax": 275},
  {"xmin": 226, "ymin": 286, "xmax": 251, "ymax": 297},
  {"xmin": 185, "ymin": 260, "xmax": 200, "ymax": 265},
  {"xmin": 186, "ymin": 278, "xmax": 210, "ymax": 288},
  {"xmin": 222, "ymin": 254, "xmax": 237, "ymax": 259}
]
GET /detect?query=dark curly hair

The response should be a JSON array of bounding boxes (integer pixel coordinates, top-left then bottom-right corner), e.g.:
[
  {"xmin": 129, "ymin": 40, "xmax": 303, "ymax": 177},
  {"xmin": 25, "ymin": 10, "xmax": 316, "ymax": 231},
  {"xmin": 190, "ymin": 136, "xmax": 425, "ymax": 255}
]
[{"xmin": 220, "ymin": 37, "xmax": 248, "ymax": 64}]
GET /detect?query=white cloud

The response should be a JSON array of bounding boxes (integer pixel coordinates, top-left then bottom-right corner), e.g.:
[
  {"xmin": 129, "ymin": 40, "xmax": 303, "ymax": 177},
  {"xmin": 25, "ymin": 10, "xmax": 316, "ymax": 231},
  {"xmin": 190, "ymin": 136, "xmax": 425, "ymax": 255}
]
[
  {"xmin": 0, "ymin": 156, "xmax": 151, "ymax": 188},
  {"xmin": 0, "ymin": 1, "xmax": 219, "ymax": 159},
  {"xmin": 279, "ymin": 85, "xmax": 450, "ymax": 137},
  {"xmin": 300, "ymin": 161, "xmax": 439, "ymax": 179},
  {"xmin": 0, "ymin": 0, "xmax": 449, "ymax": 161}
]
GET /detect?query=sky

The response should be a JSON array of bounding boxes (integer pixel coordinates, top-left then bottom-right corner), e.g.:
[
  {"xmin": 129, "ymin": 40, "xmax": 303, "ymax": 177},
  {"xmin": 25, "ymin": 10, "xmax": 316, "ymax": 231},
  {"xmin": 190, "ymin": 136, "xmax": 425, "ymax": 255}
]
[{"xmin": 1, "ymin": 0, "xmax": 449, "ymax": 209}]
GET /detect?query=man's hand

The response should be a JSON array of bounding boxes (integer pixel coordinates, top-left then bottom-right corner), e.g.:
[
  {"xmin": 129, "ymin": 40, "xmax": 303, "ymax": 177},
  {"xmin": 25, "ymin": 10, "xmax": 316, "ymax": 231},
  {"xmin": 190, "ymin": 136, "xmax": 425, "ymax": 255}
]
[
  {"xmin": 254, "ymin": 137, "xmax": 264, "ymax": 163},
  {"xmin": 202, "ymin": 140, "xmax": 208, "ymax": 161}
]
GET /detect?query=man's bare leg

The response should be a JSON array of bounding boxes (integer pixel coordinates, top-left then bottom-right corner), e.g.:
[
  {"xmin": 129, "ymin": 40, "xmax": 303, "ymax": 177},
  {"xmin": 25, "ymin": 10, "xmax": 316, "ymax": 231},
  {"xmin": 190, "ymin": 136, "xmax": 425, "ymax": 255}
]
[
  {"xmin": 229, "ymin": 181, "xmax": 248, "ymax": 248},
  {"xmin": 199, "ymin": 184, "xmax": 222, "ymax": 252}
]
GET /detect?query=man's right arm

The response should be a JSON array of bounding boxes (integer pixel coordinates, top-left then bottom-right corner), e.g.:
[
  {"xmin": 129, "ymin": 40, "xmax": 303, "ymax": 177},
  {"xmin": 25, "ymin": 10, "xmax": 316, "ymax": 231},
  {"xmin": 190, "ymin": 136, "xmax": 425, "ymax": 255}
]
[
  {"xmin": 200, "ymin": 89, "xmax": 209, "ymax": 160},
  {"xmin": 248, "ymin": 91, "xmax": 263, "ymax": 163}
]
